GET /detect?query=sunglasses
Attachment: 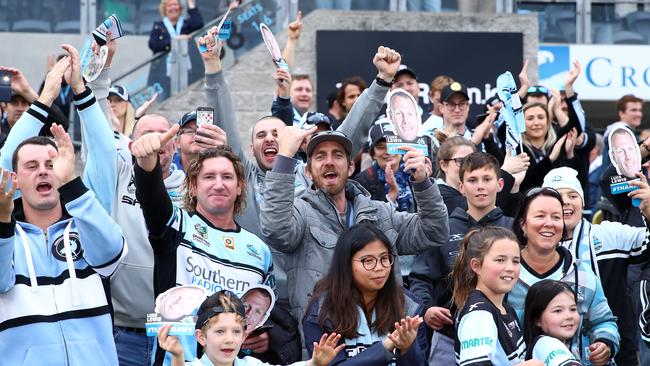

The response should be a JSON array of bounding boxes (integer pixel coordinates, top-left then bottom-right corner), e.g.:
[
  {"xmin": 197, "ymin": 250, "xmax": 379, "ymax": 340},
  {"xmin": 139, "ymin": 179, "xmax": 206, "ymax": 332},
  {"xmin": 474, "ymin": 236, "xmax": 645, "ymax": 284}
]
[
  {"xmin": 527, "ymin": 85, "xmax": 549, "ymax": 96},
  {"xmin": 524, "ymin": 186, "xmax": 562, "ymax": 200}
]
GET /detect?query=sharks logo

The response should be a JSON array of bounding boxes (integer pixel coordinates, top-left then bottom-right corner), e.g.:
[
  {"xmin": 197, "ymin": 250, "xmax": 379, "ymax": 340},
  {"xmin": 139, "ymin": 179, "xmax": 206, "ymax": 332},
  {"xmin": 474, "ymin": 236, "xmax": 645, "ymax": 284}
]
[{"xmin": 52, "ymin": 233, "xmax": 84, "ymax": 261}]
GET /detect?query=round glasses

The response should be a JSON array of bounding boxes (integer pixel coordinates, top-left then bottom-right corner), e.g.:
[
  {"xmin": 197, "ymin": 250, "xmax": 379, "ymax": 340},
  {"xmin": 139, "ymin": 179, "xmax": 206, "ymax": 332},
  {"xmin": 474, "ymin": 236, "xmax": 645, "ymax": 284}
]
[{"xmin": 354, "ymin": 254, "xmax": 395, "ymax": 270}]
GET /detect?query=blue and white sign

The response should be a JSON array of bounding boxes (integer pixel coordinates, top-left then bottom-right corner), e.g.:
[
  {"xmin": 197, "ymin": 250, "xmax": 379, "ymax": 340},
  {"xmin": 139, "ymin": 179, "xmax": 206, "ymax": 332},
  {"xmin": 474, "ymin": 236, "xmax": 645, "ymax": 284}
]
[{"xmin": 539, "ymin": 44, "xmax": 650, "ymax": 100}]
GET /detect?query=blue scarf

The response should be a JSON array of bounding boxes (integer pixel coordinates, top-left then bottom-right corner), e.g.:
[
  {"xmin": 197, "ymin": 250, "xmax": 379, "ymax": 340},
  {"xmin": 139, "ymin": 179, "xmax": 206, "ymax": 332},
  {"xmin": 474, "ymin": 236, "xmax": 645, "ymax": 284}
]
[
  {"xmin": 373, "ymin": 161, "xmax": 414, "ymax": 212},
  {"xmin": 162, "ymin": 16, "xmax": 191, "ymax": 76}
]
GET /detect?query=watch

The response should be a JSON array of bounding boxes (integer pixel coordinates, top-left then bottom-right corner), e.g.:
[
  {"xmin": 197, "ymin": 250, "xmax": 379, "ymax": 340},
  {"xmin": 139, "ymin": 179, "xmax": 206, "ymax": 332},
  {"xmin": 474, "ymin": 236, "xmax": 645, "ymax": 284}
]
[{"xmin": 375, "ymin": 76, "xmax": 393, "ymax": 88}]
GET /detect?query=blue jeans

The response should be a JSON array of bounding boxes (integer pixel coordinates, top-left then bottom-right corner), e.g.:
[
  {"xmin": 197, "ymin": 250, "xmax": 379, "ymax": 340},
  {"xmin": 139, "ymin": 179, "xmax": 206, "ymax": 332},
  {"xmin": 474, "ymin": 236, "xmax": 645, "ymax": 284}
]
[{"xmin": 114, "ymin": 326, "xmax": 154, "ymax": 366}]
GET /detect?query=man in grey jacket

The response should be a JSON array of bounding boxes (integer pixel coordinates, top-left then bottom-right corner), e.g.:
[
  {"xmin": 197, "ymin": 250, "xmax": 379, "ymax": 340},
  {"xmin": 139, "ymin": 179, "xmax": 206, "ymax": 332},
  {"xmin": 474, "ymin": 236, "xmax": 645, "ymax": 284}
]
[
  {"xmin": 260, "ymin": 46, "xmax": 448, "ymax": 322},
  {"xmin": 198, "ymin": 33, "xmax": 394, "ymax": 309}
]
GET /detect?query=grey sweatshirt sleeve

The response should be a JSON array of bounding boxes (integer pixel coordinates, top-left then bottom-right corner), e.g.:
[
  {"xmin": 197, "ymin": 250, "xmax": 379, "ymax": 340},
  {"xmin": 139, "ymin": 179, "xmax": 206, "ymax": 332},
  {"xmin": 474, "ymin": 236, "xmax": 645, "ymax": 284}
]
[
  {"xmin": 390, "ymin": 179, "xmax": 448, "ymax": 255},
  {"xmin": 337, "ymin": 79, "xmax": 389, "ymax": 157},
  {"xmin": 259, "ymin": 155, "xmax": 306, "ymax": 253},
  {"xmin": 205, "ymin": 71, "xmax": 244, "ymax": 158}
]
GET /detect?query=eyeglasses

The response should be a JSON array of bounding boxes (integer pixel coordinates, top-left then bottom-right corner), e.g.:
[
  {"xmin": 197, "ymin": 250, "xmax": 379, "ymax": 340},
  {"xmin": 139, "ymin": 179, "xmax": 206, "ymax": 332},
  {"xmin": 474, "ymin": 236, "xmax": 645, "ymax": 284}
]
[
  {"xmin": 527, "ymin": 85, "xmax": 549, "ymax": 96},
  {"xmin": 354, "ymin": 253, "xmax": 395, "ymax": 270},
  {"xmin": 443, "ymin": 101, "xmax": 469, "ymax": 111},
  {"xmin": 178, "ymin": 127, "xmax": 196, "ymax": 135},
  {"xmin": 445, "ymin": 157, "xmax": 465, "ymax": 167},
  {"xmin": 524, "ymin": 187, "xmax": 562, "ymax": 200}
]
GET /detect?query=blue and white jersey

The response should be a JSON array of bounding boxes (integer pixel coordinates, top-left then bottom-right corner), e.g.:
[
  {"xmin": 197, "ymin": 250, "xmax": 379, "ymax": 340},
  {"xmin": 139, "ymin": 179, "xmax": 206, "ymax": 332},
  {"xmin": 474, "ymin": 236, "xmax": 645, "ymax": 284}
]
[
  {"xmin": 168, "ymin": 207, "xmax": 275, "ymax": 293},
  {"xmin": 0, "ymin": 178, "xmax": 126, "ymax": 366},
  {"xmin": 527, "ymin": 336, "xmax": 581, "ymax": 366},
  {"xmin": 455, "ymin": 289, "xmax": 526, "ymax": 366}
]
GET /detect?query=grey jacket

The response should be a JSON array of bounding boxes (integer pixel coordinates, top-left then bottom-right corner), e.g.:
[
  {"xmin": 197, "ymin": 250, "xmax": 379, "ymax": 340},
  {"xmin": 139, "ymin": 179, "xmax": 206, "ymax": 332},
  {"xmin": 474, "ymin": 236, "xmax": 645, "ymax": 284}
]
[
  {"xmin": 260, "ymin": 155, "xmax": 449, "ymax": 320},
  {"xmin": 205, "ymin": 71, "xmax": 389, "ymax": 304}
]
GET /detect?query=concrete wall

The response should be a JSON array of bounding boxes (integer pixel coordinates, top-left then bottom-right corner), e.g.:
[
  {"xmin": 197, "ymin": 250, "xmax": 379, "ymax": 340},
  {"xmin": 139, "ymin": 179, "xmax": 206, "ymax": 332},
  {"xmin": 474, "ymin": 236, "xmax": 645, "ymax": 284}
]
[
  {"xmin": 155, "ymin": 9, "xmax": 538, "ymax": 148},
  {"xmin": 0, "ymin": 33, "xmax": 151, "ymax": 89}
]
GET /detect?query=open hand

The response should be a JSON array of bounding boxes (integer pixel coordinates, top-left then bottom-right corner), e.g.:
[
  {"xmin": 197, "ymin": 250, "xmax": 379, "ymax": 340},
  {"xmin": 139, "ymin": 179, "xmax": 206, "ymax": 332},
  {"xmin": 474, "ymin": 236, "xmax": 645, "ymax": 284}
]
[
  {"xmin": 50, "ymin": 124, "xmax": 77, "ymax": 185},
  {"xmin": 61, "ymin": 44, "xmax": 85, "ymax": 94},
  {"xmin": 38, "ymin": 57, "xmax": 70, "ymax": 106},
  {"xmin": 310, "ymin": 333, "xmax": 344, "ymax": 366},
  {"xmin": 387, "ymin": 316, "xmax": 423, "ymax": 353},
  {"xmin": 0, "ymin": 169, "xmax": 16, "ymax": 223}
]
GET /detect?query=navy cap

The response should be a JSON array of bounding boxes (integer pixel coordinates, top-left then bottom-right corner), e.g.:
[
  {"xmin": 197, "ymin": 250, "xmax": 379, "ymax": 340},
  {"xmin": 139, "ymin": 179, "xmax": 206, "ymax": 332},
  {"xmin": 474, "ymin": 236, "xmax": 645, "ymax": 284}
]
[
  {"xmin": 306, "ymin": 130, "xmax": 352, "ymax": 157},
  {"xmin": 178, "ymin": 111, "xmax": 197, "ymax": 128}
]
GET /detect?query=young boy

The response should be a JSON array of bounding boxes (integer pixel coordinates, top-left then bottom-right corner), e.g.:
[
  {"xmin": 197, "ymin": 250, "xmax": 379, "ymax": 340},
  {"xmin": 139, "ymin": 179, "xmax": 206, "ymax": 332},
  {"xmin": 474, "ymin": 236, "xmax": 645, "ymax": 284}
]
[{"xmin": 409, "ymin": 152, "xmax": 514, "ymax": 364}]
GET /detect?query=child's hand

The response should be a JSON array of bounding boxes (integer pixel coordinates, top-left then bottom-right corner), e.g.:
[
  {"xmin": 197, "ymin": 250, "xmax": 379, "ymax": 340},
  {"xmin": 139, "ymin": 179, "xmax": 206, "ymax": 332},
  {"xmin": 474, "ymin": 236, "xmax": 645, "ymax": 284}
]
[
  {"xmin": 588, "ymin": 341, "xmax": 611, "ymax": 366},
  {"xmin": 310, "ymin": 333, "xmax": 344, "ymax": 366},
  {"xmin": 387, "ymin": 315, "xmax": 423, "ymax": 353},
  {"xmin": 158, "ymin": 324, "xmax": 184, "ymax": 357}
]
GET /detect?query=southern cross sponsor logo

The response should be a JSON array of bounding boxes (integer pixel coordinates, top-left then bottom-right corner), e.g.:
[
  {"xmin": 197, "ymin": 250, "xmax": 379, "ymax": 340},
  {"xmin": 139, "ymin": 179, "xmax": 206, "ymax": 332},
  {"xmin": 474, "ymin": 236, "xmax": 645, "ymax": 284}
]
[{"xmin": 185, "ymin": 256, "xmax": 251, "ymax": 293}]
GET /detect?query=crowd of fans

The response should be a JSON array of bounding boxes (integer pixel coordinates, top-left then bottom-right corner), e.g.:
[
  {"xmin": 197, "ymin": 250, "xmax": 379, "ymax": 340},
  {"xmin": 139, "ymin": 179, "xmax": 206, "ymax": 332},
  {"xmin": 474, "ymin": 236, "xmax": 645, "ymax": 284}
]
[{"xmin": 4, "ymin": 2, "xmax": 650, "ymax": 366}]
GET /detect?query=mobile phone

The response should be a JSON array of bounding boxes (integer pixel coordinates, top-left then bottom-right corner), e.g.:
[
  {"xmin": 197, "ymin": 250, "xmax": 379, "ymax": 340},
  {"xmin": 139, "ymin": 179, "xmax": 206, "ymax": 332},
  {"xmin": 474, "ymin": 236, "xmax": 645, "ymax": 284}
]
[
  {"xmin": 0, "ymin": 71, "xmax": 12, "ymax": 102},
  {"xmin": 196, "ymin": 107, "xmax": 214, "ymax": 128}
]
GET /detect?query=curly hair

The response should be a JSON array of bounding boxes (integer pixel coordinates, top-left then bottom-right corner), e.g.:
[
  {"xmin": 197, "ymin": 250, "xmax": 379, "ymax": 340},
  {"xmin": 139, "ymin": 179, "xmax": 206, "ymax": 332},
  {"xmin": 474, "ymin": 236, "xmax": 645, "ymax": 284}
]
[{"xmin": 182, "ymin": 146, "xmax": 246, "ymax": 216}]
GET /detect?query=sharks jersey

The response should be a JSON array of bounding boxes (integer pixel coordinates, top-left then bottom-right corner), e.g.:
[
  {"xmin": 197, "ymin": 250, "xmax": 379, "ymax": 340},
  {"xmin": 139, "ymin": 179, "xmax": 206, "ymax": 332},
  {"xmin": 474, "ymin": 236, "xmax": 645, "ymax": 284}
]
[
  {"xmin": 166, "ymin": 207, "xmax": 275, "ymax": 293},
  {"xmin": 456, "ymin": 289, "xmax": 526, "ymax": 366},
  {"xmin": 526, "ymin": 336, "xmax": 581, "ymax": 366}
]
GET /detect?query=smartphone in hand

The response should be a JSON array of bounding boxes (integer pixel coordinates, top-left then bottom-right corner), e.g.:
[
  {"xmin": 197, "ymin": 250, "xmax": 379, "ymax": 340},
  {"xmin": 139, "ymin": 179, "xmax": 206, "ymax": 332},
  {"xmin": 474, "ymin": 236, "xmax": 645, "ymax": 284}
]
[
  {"xmin": 0, "ymin": 71, "xmax": 12, "ymax": 102},
  {"xmin": 196, "ymin": 107, "xmax": 214, "ymax": 128}
]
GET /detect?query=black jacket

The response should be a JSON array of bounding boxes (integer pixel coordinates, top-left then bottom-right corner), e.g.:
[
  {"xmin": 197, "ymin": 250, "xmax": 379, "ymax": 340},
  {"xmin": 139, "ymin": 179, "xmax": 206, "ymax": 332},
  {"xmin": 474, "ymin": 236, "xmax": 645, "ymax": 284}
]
[{"xmin": 409, "ymin": 206, "xmax": 513, "ymax": 340}]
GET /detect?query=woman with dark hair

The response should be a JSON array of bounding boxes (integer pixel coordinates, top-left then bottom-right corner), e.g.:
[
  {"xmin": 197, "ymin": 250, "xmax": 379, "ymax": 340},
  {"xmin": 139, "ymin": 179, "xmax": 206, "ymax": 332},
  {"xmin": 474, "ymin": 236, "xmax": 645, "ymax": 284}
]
[
  {"xmin": 507, "ymin": 187, "xmax": 619, "ymax": 365},
  {"xmin": 523, "ymin": 280, "xmax": 581, "ymax": 365},
  {"xmin": 302, "ymin": 224, "xmax": 426, "ymax": 365}
]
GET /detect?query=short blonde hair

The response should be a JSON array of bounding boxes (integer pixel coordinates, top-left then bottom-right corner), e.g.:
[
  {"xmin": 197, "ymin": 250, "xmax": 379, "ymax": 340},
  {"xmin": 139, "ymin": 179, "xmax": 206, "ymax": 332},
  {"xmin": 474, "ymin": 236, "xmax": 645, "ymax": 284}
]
[{"xmin": 159, "ymin": 0, "xmax": 183, "ymax": 17}]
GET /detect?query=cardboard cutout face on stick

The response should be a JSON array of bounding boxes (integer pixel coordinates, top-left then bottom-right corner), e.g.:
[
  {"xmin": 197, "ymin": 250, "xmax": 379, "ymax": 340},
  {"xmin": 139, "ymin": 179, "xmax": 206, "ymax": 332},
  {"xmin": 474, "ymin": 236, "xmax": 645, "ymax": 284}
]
[
  {"xmin": 387, "ymin": 89, "xmax": 420, "ymax": 143},
  {"xmin": 241, "ymin": 284, "xmax": 275, "ymax": 333},
  {"xmin": 260, "ymin": 23, "xmax": 288, "ymax": 71},
  {"xmin": 609, "ymin": 126, "xmax": 641, "ymax": 178},
  {"xmin": 155, "ymin": 285, "xmax": 208, "ymax": 321}
]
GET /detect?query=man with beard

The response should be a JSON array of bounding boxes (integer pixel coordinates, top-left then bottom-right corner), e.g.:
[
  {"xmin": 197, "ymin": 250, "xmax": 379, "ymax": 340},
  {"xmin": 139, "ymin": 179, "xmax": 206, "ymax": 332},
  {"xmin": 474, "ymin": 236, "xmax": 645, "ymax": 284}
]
[
  {"xmin": 258, "ymin": 47, "xmax": 447, "ymax": 322},
  {"xmin": 260, "ymin": 124, "xmax": 449, "ymax": 322}
]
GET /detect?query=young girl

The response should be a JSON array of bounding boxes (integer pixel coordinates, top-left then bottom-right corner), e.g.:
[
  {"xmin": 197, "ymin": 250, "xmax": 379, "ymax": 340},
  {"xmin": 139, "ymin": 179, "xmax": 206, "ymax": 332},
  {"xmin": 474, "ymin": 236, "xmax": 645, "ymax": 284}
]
[
  {"xmin": 452, "ymin": 226, "xmax": 542, "ymax": 366},
  {"xmin": 302, "ymin": 224, "xmax": 426, "ymax": 365},
  {"xmin": 524, "ymin": 280, "xmax": 582, "ymax": 366},
  {"xmin": 158, "ymin": 290, "xmax": 344, "ymax": 366}
]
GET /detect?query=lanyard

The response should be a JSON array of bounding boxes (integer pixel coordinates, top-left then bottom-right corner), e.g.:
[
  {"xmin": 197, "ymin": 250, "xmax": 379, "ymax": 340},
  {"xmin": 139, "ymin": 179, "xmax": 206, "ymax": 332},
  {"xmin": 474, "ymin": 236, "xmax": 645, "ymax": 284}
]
[
  {"xmin": 59, "ymin": 85, "xmax": 70, "ymax": 105},
  {"xmin": 347, "ymin": 201, "xmax": 355, "ymax": 227}
]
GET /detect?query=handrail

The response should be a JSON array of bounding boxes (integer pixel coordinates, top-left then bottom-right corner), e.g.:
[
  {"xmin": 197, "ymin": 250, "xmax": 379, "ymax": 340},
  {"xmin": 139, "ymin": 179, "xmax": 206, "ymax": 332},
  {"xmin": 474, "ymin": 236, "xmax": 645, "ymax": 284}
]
[{"xmin": 112, "ymin": 1, "xmax": 255, "ymax": 84}]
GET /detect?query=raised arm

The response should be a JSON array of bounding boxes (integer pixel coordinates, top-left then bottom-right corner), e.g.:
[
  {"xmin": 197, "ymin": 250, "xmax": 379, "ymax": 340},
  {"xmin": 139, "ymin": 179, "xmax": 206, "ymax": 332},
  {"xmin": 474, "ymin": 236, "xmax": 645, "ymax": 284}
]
[
  {"xmin": 51, "ymin": 124, "xmax": 125, "ymax": 275},
  {"xmin": 282, "ymin": 11, "xmax": 302, "ymax": 69},
  {"xmin": 337, "ymin": 46, "xmax": 400, "ymax": 157},
  {"xmin": 62, "ymin": 44, "xmax": 117, "ymax": 214},
  {"xmin": 259, "ymin": 126, "xmax": 315, "ymax": 252},
  {"xmin": 199, "ymin": 30, "xmax": 246, "ymax": 159},
  {"xmin": 1, "ymin": 58, "xmax": 69, "ymax": 173},
  {"xmin": 0, "ymin": 168, "xmax": 16, "ymax": 293},
  {"xmin": 132, "ymin": 124, "xmax": 180, "ymax": 239}
]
